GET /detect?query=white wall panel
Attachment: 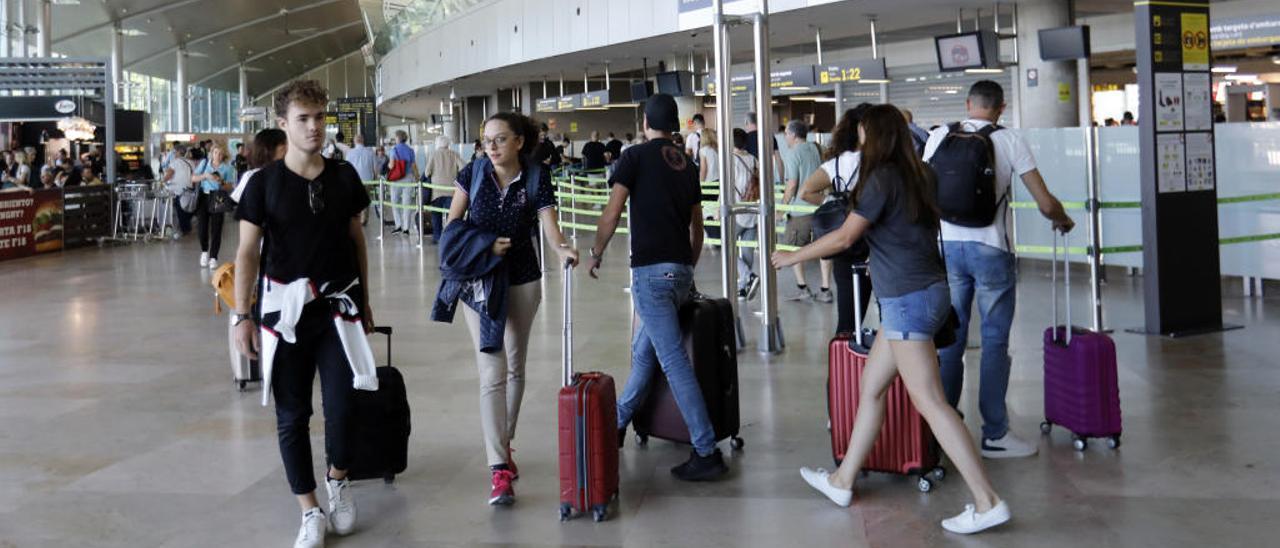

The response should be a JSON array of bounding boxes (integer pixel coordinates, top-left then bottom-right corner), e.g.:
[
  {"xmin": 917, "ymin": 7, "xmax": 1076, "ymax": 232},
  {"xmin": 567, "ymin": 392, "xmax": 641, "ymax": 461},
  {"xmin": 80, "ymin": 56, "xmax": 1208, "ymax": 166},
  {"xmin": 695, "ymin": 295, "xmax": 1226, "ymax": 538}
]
[
  {"xmin": 606, "ymin": 0, "xmax": 630, "ymax": 44},
  {"xmin": 588, "ymin": 0, "xmax": 609, "ymax": 49}
]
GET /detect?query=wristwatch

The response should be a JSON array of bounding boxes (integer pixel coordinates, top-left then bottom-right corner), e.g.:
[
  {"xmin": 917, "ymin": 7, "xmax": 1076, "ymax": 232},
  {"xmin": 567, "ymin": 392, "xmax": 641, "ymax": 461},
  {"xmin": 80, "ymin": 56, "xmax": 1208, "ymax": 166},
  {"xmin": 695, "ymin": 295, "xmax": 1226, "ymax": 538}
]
[
  {"xmin": 232, "ymin": 313, "xmax": 254, "ymax": 326},
  {"xmin": 589, "ymin": 247, "xmax": 603, "ymax": 260}
]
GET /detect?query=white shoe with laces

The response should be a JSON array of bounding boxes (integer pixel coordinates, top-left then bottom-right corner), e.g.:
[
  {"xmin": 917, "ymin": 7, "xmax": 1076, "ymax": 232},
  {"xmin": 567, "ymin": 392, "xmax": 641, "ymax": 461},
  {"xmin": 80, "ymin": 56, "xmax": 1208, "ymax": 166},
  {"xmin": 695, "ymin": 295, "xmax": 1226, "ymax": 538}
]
[
  {"xmin": 199, "ymin": 252, "xmax": 208, "ymax": 267},
  {"xmin": 207, "ymin": 259, "xmax": 218, "ymax": 270},
  {"xmin": 325, "ymin": 476, "xmax": 357, "ymax": 535},
  {"xmin": 981, "ymin": 431, "xmax": 1039, "ymax": 459},
  {"xmin": 294, "ymin": 507, "xmax": 326, "ymax": 548},
  {"xmin": 799, "ymin": 467, "xmax": 853, "ymax": 507},
  {"xmin": 941, "ymin": 500, "xmax": 1011, "ymax": 534}
]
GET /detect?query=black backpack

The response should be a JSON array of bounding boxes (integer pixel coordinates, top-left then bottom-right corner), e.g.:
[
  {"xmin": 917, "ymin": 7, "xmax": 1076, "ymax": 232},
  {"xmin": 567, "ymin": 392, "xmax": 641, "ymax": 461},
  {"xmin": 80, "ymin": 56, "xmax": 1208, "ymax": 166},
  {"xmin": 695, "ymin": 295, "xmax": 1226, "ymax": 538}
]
[{"xmin": 929, "ymin": 123, "xmax": 1004, "ymax": 228}]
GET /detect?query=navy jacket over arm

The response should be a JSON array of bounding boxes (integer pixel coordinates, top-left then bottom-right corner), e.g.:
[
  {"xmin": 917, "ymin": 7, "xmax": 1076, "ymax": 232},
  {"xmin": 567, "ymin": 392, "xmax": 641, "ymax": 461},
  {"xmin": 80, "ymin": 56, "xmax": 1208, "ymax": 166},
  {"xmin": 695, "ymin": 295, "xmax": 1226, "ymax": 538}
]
[{"xmin": 430, "ymin": 217, "xmax": 510, "ymax": 353}]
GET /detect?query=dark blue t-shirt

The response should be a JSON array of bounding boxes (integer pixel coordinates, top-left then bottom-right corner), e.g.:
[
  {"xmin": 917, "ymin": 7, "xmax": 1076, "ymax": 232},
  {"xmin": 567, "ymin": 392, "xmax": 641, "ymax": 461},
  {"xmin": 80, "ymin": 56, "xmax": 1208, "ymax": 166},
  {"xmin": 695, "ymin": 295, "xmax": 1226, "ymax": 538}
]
[{"xmin": 455, "ymin": 159, "xmax": 557, "ymax": 285}]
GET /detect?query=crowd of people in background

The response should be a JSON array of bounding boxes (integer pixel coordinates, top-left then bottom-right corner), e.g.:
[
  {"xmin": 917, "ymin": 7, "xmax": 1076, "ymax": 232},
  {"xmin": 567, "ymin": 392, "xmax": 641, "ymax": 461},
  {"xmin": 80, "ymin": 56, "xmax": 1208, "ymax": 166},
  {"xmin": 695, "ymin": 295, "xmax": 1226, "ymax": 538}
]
[{"xmin": 0, "ymin": 145, "xmax": 107, "ymax": 192}]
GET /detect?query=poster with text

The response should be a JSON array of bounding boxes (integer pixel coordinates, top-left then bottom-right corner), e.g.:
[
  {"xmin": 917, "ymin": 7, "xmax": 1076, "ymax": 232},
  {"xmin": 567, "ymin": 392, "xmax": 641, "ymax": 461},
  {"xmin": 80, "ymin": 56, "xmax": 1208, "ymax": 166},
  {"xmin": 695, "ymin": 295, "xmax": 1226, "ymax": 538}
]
[
  {"xmin": 1182, "ymin": 73, "xmax": 1213, "ymax": 131},
  {"xmin": 1156, "ymin": 134, "xmax": 1187, "ymax": 194},
  {"xmin": 1155, "ymin": 73, "xmax": 1184, "ymax": 132},
  {"xmin": 1185, "ymin": 132, "xmax": 1215, "ymax": 191},
  {"xmin": 0, "ymin": 189, "xmax": 64, "ymax": 262}
]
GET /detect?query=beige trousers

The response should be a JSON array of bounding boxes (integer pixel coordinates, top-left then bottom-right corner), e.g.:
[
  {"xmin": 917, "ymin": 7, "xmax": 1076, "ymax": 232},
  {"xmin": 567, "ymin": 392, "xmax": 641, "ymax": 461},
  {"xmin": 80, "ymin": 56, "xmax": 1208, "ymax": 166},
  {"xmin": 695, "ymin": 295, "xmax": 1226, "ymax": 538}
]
[{"xmin": 461, "ymin": 280, "xmax": 542, "ymax": 467}]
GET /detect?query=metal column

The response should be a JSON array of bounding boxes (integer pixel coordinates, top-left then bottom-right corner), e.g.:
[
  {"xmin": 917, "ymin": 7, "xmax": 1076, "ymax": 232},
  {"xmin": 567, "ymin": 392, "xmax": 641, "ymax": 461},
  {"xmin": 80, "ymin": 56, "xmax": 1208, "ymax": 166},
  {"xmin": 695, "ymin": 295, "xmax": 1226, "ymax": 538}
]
[
  {"xmin": 1084, "ymin": 126, "xmax": 1104, "ymax": 331},
  {"xmin": 15, "ymin": 0, "xmax": 25, "ymax": 57},
  {"xmin": 175, "ymin": 48, "xmax": 189, "ymax": 131},
  {"xmin": 752, "ymin": 5, "xmax": 784, "ymax": 353},
  {"xmin": 1, "ymin": 0, "xmax": 10, "ymax": 58},
  {"xmin": 35, "ymin": 0, "xmax": 48, "ymax": 57},
  {"xmin": 712, "ymin": 0, "xmax": 745, "ymax": 349},
  {"xmin": 238, "ymin": 64, "xmax": 249, "ymax": 132},
  {"xmin": 111, "ymin": 22, "xmax": 124, "ymax": 105}
]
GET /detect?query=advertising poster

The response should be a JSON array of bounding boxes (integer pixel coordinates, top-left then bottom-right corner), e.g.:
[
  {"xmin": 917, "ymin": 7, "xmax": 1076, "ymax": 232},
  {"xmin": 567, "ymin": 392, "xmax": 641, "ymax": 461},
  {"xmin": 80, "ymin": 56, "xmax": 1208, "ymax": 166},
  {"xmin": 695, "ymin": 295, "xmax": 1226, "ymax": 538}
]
[
  {"xmin": 1156, "ymin": 134, "xmax": 1187, "ymax": 194},
  {"xmin": 1154, "ymin": 73, "xmax": 1184, "ymax": 132},
  {"xmin": 1185, "ymin": 133, "xmax": 1215, "ymax": 191},
  {"xmin": 1182, "ymin": 73, "xmax": 1213, "ymax": 131},
  {"xmin": 1180, "ymin": 12, "xmax": 1210, "ymax": 71},
  {"xmin": 0, "ymin": 189, "xmax": 64, "ymax": 262}
]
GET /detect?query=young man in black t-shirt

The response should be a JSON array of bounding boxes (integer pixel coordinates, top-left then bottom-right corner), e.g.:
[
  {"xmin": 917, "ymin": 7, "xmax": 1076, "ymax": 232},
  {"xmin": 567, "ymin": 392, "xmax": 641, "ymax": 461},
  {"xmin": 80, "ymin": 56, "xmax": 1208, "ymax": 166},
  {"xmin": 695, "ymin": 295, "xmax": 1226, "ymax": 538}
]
[
  {"xmin": 588, "ymin": 93, "xmax": 729, "ymax": 482},
  {"xmin": 580, "ymin": 131, "xmax": 607, "ymax": 171},
  {"xmin": 232, "ymin": 80, "xmax": 374, "ymax": 548}
]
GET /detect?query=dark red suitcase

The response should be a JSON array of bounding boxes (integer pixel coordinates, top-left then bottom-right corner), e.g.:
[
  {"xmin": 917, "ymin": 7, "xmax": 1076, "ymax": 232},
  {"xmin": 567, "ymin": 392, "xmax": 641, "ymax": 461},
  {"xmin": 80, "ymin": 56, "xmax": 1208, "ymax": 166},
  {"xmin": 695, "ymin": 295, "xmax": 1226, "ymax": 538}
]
[
  {"xmin": 828, "ymin": 265, "xmax": 944, "ymax": 493},
  {"xmin": 632, "ymin": 295, "xmax": 743, "ymax": 450},
  {"xmin": 1041, "ymin": 231, "xmax": 1122, "ymax": 451},
  {"xmin": 557, "ymin": 264, "xmax": 619, "ymax": 522}
]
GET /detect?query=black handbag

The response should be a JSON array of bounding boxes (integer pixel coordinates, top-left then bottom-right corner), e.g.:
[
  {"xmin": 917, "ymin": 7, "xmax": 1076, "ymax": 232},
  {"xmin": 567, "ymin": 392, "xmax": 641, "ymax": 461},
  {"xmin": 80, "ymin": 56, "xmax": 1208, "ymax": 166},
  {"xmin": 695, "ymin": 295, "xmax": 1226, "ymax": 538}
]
[
  {"xmin": 208, "ymin": 190, "xmax": 235, "ymax": 214},
  {"xmin": 811, "ymin": 156, "xmax": 869, "ymax": 262}
]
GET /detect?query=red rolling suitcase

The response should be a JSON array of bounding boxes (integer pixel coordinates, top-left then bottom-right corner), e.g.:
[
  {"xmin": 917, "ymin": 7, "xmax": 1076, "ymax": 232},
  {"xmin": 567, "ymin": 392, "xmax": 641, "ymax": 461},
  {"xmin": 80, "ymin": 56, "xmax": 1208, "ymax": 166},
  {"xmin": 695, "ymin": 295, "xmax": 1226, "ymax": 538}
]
[
  {"xmin": 828, "ymin": 265, "xmax": 944, "ymax": 493},
  {"xmin": 632, "ymin": 295, "xmax": 743, "ymax": 451},
  {"xmin": 557, "ymin": 264, "xmax": 619, "ymax": 522},
  {"xmin": 1041, "ymin": 231, "xmax": 1122, "ymax": 451}
]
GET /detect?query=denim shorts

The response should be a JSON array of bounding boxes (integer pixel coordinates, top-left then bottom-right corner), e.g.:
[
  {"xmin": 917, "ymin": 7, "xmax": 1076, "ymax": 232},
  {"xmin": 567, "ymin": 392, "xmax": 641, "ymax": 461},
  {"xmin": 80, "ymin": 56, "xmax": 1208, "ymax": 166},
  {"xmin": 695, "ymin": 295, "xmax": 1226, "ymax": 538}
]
[{"xmin": 878, "ymin": 282, "xmax": 951, "ymax": 341}]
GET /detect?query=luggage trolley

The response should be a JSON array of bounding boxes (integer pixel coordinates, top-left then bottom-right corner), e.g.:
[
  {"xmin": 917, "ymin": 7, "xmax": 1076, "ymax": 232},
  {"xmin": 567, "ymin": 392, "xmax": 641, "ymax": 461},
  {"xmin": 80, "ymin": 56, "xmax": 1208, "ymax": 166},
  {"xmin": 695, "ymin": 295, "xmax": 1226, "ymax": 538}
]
[{"xmin": 113, "ymin": 181, "xmax": 155, "ymax": 241}]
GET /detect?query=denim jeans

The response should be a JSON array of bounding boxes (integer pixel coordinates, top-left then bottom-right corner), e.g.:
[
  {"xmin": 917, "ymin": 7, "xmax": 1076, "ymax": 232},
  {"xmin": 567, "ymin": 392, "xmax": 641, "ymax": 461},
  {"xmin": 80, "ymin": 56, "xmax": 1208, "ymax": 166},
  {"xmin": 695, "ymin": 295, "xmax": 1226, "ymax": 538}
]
[
  {"xmin": 878, "ymin": 282, "xmax": 951, "ymax": 341},
  {"xmin": 616, "ymin": 263, "xmax": 717, "ymax": 456},
  {"xmin": 938, "ymin": 241, "xmax": 1017, "ymax": 440}
]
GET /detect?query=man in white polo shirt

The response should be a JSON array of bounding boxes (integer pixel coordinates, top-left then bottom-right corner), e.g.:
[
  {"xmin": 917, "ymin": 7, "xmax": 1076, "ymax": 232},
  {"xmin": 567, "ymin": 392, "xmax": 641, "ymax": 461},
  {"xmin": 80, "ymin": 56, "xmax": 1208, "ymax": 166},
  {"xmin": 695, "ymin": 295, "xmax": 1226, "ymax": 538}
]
[{"xmin": 923, "ymin": 80, "xmax": 1074, "ymax": 459}]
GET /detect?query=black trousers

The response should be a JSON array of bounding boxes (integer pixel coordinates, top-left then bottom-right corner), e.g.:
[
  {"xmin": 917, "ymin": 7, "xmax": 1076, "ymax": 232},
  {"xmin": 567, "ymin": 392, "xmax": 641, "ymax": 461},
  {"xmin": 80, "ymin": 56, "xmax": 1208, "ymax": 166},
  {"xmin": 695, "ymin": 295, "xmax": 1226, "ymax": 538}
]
[
  {"xmin": 195, "ymin": 193, "xmax": 224, "ymax": 258},
  {"xmin": 273, "ymin": 305, "xmax": 355, "ymax": 495},
  {"xmin": 832, "ymin": 254, "xmax": 874, "ymax": 335}
]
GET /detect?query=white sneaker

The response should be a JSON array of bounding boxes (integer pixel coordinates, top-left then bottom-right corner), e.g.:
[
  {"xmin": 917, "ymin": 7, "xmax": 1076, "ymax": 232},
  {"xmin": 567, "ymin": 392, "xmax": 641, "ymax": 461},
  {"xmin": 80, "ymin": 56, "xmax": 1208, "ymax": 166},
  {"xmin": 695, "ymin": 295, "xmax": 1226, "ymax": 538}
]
[
  {"xmin": 982, "ymin": 431, "xmax": 1039, "ymax": 459},
  {"xmin": 294, "ymin": 507, "xmax": 326, "ymax": 548},
  {"xmin": 207, "ymin": 259, "xmax": 218, "ymax": 270},
  {"xmin": 325, "ymin": 476, "xmax": 357, "ymax": 535},
  {"xmin": 799, "ymin": 467, "xmax": 852, "ymax": 507},
  {"xmin": 199, "ymin": 252, "xmax": 209, "ymax": 267},
  {"xmin": 941, "ymin": 500, "xmax": 1011, "ymax": 534}
]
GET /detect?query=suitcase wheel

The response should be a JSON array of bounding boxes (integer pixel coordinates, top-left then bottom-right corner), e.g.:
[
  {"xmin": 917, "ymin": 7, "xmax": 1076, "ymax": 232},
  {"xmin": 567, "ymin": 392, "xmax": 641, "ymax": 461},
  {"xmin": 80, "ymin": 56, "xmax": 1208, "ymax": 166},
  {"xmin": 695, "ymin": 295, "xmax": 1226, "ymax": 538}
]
[
  {"xmin": 917, "ymin": 476, "xmax": 934, "ymax": 493},
  {"xmin": 383, "ymin": 473, "xmax": 396, "ymax": 484},
  {"xmin": 729, "ymin": 436, "xmax": 744, "ymax": 451},
  {"xmin": 592, "ymin": 504, "xmax": 608, "ymax": 522},
  {"xmin": 1106, "ymin": 435, "xmax": 1121, "ymax": 449},
  {"xmin": 1072, "ymin": 436, "xmax": 1087, "ymax": 452},
  {"xmin": 237, "ymin": 380, "xmax": 247, "ymax": 392},
  {"xmin": 1040, "ymin": 421, "xmax": 1053, "ymax": 435},
  {"xmin": 636, "ymin": 434, "xmax": 648, "ymax": 447},
  {"xmin": 930, "ymin": 466, "xmax": 946, "ymax": 481},
  {"xmin": 559, "ymin": 503, "xmax": 573, "ymax": 522}
]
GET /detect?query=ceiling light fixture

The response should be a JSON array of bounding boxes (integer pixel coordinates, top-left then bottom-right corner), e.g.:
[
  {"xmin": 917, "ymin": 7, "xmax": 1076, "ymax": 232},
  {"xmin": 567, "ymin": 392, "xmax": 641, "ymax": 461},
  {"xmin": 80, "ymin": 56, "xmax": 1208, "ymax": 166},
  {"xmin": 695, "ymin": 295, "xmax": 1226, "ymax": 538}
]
[
  {"xmin": 965, "ymin": 68, "xmax": 1005, "ymax": 74},
  {"xmin": 1225, "ymin": 73, "xmax": 1259, "ymax": 81},
  {"xmin": 119, "ymin": 28, "xmax": 147, "ymax": 37},
  {"xmin": 1210, "ymin": 66, "xmax": 1237, "ymax": 73}
]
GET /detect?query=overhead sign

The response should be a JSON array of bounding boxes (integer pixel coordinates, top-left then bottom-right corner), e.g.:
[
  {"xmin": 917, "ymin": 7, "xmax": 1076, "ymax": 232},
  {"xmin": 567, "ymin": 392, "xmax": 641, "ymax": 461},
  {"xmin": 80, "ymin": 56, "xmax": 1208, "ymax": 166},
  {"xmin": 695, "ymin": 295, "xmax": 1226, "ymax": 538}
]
[
  {"xmin": 816, "ymin": 58, "xmax": 888, "ymax": 84},
  {"xmin": 535, "ymin": 97, "xmax": 558, "ymax": 113},
  {"xmin": 707, "ymin": 65, "xmax": 817, "ymax": 94},
  {"xmin": 705, "ymin": 73, "xmax": 756, "ymax": 95},
  {"xmin": 1210, "ymin": 13, "xmax": 1280, "ymax": 49},
  {"xmin": 580, "ymin": 89, "xmax": 610, "ymax": 108},
  {"xmin": 557, "ymin": 94, "xmax": 581, "ymax": 111},
  {"xmin": 0, "ymin": 96, "xmax": 86, "ymax": 121}
]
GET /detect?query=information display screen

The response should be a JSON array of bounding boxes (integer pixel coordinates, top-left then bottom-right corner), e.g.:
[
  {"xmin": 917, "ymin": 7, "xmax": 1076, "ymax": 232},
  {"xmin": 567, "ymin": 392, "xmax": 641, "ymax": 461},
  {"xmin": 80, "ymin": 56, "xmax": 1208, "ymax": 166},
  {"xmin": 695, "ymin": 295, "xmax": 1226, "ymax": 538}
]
[
  {"xmin": 935, "ymin": 32, "xmax": 987, "ymax": 71},
  {"xmin": 1039, "ymin": 26, "xmax": 1092, "ymax": 61}
]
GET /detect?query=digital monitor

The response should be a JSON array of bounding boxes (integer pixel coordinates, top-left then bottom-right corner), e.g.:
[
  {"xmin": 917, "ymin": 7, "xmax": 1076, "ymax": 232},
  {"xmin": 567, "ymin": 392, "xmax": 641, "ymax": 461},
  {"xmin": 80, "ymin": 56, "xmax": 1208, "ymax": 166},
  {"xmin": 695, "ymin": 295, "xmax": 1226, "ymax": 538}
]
[
  {"xmin": 1039, "ymin": 25, "xmax": 1091, "ymax": 61},
  {"xmin": 935, "ymin": 31, "xmax": 995, "ymax": 72},
  {"xmin": 630, "ymin": 80, "xmax": 654, "ymax": 102},
  {"xmin": 656, "ymin": 71, "xmax": 686, "ymax": 96}
]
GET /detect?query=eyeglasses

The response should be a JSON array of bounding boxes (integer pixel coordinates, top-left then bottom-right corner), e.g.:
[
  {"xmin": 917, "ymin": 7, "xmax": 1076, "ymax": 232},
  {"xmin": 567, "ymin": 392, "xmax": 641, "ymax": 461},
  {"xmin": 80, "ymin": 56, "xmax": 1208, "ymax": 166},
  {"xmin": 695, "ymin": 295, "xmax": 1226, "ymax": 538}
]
[
  {"xmin": 481, "ymin": 134, "xmax": 512, "ymax": 149},
  {"xmin": 308, "ymin": 179, "xmax": 324, "ymax": 214}
]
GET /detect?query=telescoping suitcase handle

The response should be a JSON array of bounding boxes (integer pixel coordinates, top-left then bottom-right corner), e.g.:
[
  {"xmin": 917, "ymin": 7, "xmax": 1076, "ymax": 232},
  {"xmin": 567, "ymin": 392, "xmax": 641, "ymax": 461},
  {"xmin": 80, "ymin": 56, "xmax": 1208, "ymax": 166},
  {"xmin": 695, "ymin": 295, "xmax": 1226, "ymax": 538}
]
[
  {"xmin": 561, "ymin": 260, "xmax": 574, "ymax": 388},
  {"xmin": 852, "ymin": 262, "xmax": 868, "ymax": 348},
  {"xmin": 1051, "ymin": 229, "xmax": 1072, "ymax": 346}
]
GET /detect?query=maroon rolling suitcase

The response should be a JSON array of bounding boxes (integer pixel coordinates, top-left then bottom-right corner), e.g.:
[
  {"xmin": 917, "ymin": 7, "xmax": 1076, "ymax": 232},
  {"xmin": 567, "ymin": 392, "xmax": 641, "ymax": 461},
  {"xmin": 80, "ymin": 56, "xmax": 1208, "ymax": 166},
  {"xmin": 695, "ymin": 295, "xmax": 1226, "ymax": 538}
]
[
  {"xmin": 557, "ymin": 263, "xmax": 619, "ymax": 522},
  {"xmin": 631, "ymin": 295, "xmax": 743, "ymax": 451},
  {"xmin": 828, "ymin": 265, "xmax": 944, "ymax": 492},
  {"xmin": 1041, "ymin": 230, "xmax": 1122, "ymax": 451}
]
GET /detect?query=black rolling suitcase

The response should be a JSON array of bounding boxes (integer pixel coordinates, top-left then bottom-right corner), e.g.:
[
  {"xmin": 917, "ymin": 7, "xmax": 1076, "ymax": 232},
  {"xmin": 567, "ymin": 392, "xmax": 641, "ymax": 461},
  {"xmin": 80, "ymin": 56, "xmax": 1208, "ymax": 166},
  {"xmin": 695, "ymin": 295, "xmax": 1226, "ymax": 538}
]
[
  {"xmin": 632, "ymin": 295, "xmax": 743, "ymax": 450},
  {"xmin": 347, "ymin": 326, "xmax": 411, "ymax": 483}
]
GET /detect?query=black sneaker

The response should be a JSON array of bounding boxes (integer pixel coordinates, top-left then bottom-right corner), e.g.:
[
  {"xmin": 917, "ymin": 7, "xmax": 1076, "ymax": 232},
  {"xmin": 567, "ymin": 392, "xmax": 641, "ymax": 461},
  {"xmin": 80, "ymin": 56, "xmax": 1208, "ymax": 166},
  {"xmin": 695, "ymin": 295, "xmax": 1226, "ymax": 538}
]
[{"xmin": 670, "ymin": 449, "xmax": 729, "ymax": 481}]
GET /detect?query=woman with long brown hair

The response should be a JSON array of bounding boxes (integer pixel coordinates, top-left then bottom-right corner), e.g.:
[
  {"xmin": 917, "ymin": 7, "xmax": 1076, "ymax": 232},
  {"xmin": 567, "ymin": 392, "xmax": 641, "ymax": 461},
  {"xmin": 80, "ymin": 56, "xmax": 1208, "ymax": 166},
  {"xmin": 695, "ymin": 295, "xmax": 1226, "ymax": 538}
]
[{"xmin": 772, "ymin": 104, "xmax": 1009, "ymax": 535}]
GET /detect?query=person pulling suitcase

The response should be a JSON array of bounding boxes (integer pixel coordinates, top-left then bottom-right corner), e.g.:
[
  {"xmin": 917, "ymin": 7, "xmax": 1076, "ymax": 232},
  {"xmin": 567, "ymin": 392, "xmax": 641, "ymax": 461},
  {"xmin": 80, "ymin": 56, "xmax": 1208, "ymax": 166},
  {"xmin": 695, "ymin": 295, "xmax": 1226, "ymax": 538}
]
[
  {"xmin": 773, "ymin": 105, "xmax": 1010, "ymax": 534},
  {"xmin": 588, "ymin": 93, "xmax": 729, "ymax": 482}
]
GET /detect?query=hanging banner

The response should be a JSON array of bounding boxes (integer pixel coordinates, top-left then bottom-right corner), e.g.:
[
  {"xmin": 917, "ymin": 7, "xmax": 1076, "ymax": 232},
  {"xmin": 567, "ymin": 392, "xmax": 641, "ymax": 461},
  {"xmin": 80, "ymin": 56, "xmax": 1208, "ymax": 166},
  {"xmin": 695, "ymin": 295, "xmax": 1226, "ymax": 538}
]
[
  {"xmin": 580, "ymin": 89, "xmax": 610, "ymax": 108},
  {"xmin": 0, "ymin": 189, "xmax": 64, "ymax": 262}
]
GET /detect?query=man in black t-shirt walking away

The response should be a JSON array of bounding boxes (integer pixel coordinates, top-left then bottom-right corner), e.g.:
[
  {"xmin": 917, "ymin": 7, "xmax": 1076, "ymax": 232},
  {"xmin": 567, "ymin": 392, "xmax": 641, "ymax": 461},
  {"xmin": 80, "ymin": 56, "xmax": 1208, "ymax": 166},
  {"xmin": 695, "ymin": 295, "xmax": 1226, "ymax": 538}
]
[
  {"xmin": 589, "ymin": 93, "xmax": 729, "ymax": 482},
  {"xmin": 232, "ymin": 80, "xmax": 376, "ymax": 548},
  {"xmin": 580, "ymin": 131, "xmax": 608, "ymax": 171}
]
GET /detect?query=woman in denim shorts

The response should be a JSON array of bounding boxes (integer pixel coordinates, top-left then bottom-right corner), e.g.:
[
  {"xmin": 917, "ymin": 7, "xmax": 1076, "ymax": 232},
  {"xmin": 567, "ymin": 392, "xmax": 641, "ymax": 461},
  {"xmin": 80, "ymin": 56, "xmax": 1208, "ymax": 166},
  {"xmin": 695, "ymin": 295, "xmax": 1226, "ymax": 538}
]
[{"xmin": 773, "ymin": 105, "xmax": 1009, "ymax": 535}]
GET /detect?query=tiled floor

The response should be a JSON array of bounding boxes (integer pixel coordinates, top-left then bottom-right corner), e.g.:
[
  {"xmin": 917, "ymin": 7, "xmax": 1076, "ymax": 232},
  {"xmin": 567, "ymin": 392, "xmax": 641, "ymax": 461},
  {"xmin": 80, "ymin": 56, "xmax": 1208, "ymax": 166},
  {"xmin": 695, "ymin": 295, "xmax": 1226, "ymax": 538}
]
[{"xmin": 0, "ymin": 226, "xmax": 1276, "ymax": 547}]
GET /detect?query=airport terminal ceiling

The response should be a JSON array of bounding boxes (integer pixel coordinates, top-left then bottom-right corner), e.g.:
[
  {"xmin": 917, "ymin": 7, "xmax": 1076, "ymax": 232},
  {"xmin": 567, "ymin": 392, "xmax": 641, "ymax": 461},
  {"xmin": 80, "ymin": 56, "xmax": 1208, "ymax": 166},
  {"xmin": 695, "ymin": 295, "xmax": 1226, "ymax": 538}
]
[
  {"xmin": 46, "ymin": 0, "xmax": 368, "ymax": 97},
  {"xmin": 375, "ymin": 0, "xmax": 1196, "ymax": 119}
]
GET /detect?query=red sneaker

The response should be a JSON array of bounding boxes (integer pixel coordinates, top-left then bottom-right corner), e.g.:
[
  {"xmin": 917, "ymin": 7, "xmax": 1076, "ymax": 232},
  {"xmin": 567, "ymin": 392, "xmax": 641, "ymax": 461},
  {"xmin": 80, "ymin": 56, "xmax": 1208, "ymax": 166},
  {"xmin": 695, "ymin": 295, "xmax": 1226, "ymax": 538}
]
[
  {"xmin": 507, "ymin": 448, "xmax": 519, "ymax": 480},
  {"xmin": 488, "ymin": 469, "xmax": 515, "ymax": 506}
]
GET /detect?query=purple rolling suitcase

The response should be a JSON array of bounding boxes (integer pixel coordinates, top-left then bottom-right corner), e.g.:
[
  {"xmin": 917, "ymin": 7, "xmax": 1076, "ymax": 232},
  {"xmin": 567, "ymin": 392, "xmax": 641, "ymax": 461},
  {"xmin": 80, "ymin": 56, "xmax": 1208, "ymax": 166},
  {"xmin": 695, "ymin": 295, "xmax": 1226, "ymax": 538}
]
[{"xmin": 1040, "ymin": 230, "xmax": 1122, "ymax": 451}]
